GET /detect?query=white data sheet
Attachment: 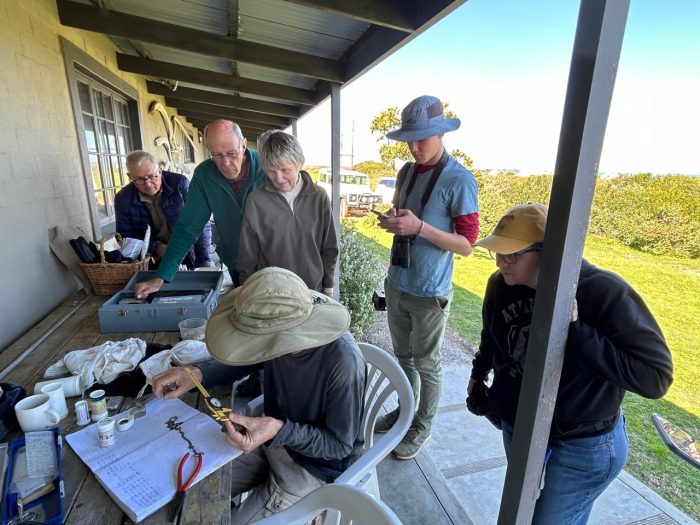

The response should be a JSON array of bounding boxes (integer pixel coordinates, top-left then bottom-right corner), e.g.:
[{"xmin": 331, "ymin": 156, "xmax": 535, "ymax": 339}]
[{"xmin": 66, "ymin": 398, "xmax": 240, "ymax": 522}]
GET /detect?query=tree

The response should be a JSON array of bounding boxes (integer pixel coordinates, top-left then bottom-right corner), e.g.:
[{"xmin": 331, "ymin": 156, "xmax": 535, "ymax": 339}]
[
  {"xmin": 370, "ymin": 102, "xmax": 470, "ymax": 167},
  {"xmin": 451, "ymin": 149, "xmax": 474, "ymax": 170},
  {"xmin": 369, "ymin": 107, "xmax": 401, "ymax": 144}
]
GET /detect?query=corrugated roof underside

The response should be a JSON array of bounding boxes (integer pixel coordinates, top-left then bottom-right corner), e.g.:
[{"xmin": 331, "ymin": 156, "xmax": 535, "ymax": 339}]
[
  {"xmin": 239, "ymin": 0, "xmax": 369, "ymax": 59},
  {"xmin": 143, "ymin": 43, "xmax": 234, "ymax": 75},
  {"xmin": 108, "ymin": 0, "xmax": 369, "ymax": 61},
  {"xmin": 108, "ymin": 0, "xmax": 230, "ymax": 34},
  {"xmin": 236, "ymin": 62, "xmax": 317, "ymax": 90}
]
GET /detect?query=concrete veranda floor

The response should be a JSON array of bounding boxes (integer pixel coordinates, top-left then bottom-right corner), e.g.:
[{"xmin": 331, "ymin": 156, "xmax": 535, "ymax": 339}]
[{"xmin": 362, "ymin": 312, "xmax": 698, "ymax": 525}]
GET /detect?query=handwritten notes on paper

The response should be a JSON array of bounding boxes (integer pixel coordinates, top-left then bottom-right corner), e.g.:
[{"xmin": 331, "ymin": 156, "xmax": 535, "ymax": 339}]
[{"xmin": 66, "ymin": 398, "xmax": 241, "ymax": 522}]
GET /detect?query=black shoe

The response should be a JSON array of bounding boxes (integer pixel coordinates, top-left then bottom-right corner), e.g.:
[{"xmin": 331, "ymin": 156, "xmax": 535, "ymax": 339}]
[
  {"xmin": 374, "ymin": 408, "xmax": 400, "ymax": 433},
  {"xmin": 236, "ymin": 372, "xmax": 262, "ymax": 397}
]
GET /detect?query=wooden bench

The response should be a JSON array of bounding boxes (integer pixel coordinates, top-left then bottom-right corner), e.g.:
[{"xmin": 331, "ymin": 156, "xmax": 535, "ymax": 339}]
[{"xmin": 1, "ymin": 292, "xmax": 234, "ymax": 524}]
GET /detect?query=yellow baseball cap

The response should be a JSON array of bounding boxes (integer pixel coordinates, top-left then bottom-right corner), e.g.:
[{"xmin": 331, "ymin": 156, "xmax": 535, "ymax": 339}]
[{"xmin": 474, "ymin": 203, "xmax": 548, "ymax": 254}]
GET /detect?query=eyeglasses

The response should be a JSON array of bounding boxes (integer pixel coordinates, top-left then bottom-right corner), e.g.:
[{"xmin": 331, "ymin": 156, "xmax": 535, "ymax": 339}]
[
  {"xmin": 130, "ymin": 172, "xmax": 160, "ymax": 184},
  {"xmin": 210, "ymin": 148, "xmax": 243, "ymax": 162},
  {"xmin": 496, "ymin": 247, "xmax": 542, "ymax": 265}
]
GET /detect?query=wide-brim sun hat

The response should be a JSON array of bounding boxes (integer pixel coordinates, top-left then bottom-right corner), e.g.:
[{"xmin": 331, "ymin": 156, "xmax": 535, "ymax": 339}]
[
  {"xmin": 474, "ymin": 203, "xmax": 549, "ymax": 255},
  {"xmin": 386, "ymin": 95, "xmax": 461, "ymax": 142},
  {"xmin": 205, "ymin": 267, "xmax": 350, "ymax": 366}
]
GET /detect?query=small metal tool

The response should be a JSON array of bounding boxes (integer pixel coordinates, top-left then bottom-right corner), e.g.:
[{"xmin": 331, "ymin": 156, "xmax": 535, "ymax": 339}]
[{"xmin": 180, "ymin": 367, "xmax": 233, "ymax": 428}]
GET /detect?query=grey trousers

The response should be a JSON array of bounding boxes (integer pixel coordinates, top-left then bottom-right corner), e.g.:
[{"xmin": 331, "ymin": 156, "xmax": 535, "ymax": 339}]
[
  {"xmin": 230, "ymin": 445, "xmax": 324, "ymax": 524},
  {"xmin": 385, "ymin": 278, "xmax": 452, "ymax": 434}
]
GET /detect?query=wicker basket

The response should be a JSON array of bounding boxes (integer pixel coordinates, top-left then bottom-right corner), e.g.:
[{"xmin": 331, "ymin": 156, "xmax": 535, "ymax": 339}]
[{"xmin": 80, "ymin": 232, "xmax": 151, "ymax": 296}]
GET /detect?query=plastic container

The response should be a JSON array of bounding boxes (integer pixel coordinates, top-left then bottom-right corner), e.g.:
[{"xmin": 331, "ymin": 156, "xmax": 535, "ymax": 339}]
[
  {"xmin": 97, "ymin": 417, "xmax": 116, "ymax": 448},
  {"xmin": 178, "ymin": 318, "xmax": 207, "ymax": 341},
  {"xmin": 88, "ymin": 390, "xmax": 108, "ymax": 422}
]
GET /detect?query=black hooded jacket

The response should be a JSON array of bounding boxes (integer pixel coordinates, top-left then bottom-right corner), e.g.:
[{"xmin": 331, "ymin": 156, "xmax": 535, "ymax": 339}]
[{"xmin": 471, "ymin": 260, "xmax": 673, "ymax": 439}]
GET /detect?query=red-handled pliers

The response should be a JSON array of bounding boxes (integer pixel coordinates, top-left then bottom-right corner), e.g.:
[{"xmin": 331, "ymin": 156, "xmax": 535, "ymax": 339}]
[{"xmin": 169, "ymin": 452, "xmax": 204, "ymax": 522}]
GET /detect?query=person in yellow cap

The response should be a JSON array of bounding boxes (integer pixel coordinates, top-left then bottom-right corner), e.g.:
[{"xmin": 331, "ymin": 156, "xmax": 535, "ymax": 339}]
[
  {"xmin": 151, "ymin": 267, "xmax": 366, "ymax": 523},
  {"xmin": 468, "ymin": 203, "xmax": 673, "ymax": 524}
]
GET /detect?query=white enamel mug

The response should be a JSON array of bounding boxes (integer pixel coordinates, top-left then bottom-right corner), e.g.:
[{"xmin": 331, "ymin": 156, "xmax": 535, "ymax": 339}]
[
  {"xmin": 14, "ymin": 394, "xmax": 61, "ymax": 432},
  {"xmin": 40, "ymin": 382, "xmax": 69, "ymax": 420}
]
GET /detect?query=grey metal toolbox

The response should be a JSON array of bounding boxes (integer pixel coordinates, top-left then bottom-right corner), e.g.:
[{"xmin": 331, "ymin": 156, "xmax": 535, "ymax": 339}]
[{"xmin": 98, "ymin": 271, "xmax": 224, "ymax": 333}]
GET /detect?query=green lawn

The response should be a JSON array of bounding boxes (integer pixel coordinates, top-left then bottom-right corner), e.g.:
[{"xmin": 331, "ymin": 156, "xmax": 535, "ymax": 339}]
[{"xmin": 353, "ymin": 217, "xmax": 700, "ymax": 520}]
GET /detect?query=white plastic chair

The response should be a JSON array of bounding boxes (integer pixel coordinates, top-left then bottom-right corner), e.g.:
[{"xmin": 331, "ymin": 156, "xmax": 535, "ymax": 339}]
[
  {"xmin": 334, "ymin": 342, "xmax": 414, "ymax": 498},
  {"xmin": 254, "ymin": 483, "xmax": 403, "ymax": 525},
  {"xmin": 242, "ymin": 342, "xmax": 414, "ymax": 499}
]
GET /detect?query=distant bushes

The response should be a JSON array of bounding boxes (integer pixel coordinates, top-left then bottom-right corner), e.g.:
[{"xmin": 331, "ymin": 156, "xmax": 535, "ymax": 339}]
[
  {"xmin": 477, "ymin": 172, "xmax": 700, "ymax": 259},
  {"xmin": 353, "ymin": 161, "xmax": 394, "ymax": 189}
]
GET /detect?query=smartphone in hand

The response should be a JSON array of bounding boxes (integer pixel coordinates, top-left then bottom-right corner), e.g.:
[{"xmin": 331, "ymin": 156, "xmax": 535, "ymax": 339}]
[{"xmin": 370, "ymin": 209, "xmax": 389, "ymax": 219}]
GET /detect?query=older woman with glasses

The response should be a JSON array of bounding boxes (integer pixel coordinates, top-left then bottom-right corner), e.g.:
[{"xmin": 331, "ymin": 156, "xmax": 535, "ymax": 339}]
[
  {"xmin": 134, "ymin": 120, "xmax": 267, "ymax": 299},
  {"xmin": 467, "ymin": 203, "xmax": 673, "ymax": 524},
  {"xmin": 237, "ymin": 130, "xmax": 338, "ymax": 295},
  {"xmin": 115, "ymin": 150, "xmax": 212, "ymax": 269}
]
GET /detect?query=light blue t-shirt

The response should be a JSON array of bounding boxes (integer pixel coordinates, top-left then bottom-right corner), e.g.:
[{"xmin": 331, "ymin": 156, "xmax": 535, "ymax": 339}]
[{"xmin": 387, "ymin": 155, "xmax": 478, "ymax": 297}]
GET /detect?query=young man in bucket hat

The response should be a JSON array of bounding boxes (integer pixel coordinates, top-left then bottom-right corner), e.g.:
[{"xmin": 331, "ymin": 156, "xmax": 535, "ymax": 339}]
[
  {"xmin": 151, "ymin": 267, "xmax": 366, "ymax": 523},
  {"xmin": 468, "ymin": 203, "xmax": 673, "ymax": 524},
  {"xmin": 375, "ymin": 95, "xmax": 479, "ymax": 459}
]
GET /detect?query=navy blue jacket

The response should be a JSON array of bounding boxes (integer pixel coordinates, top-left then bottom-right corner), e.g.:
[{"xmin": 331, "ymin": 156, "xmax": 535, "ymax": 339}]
[{"xmin": 114, "ymin": 171, "xmax": 212, "ymax": 267}]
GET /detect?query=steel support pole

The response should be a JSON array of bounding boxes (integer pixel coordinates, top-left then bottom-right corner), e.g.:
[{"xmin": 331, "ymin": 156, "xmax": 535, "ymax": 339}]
[
  {"xmin": 330, "ymin": 83, "xmax": 341, "ymax": 299},
  {"xmin": 497, "ymin": 1, "xmax": 630, "ymax": 523},
  {"xmin": 291, "ymin": 120, "xmax": 298, "ymax": 137}
]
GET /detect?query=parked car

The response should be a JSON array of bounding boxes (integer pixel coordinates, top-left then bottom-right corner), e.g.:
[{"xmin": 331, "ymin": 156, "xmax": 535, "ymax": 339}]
[
  {"xmin": 375, "ymin": 177, "xmax": 397, "ymax": 204},
  {"xmin": 317, "ymin": 169, "xmax": 382, "ymax": 216}
]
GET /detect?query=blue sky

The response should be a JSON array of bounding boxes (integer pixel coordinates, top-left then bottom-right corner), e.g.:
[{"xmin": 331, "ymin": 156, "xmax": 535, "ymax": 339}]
[{"xmin": 296, "ymin": 0, "xmax": 700, "ymax": 174}]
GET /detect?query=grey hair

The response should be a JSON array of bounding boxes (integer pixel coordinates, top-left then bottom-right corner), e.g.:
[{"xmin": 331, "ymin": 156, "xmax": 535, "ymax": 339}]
[
  {"xmin": 203, "ymin": 120, "xmax": 244, "ymax": 146},
  {"xmin": 125, "ymin": 150, "xmax": 158, "ymax": 172},
  {"xmin": 257, "ymin": 130, "xmax": 305, "ymax": 171}
]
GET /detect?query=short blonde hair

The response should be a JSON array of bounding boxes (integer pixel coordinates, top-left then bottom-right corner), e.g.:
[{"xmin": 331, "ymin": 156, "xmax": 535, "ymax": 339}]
[{"xmin": 257, "ymin": 130, "xmax": 305, "ymax": 171}]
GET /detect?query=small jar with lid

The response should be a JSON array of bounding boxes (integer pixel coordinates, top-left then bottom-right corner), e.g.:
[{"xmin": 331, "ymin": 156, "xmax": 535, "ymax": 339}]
[
  {"xmin": 89, "ymin": 389, "xmax": 108, "ymax": 422},
  {"xmin": 97, "ymin": 416, "xmax": 116, "ymax": 447}
]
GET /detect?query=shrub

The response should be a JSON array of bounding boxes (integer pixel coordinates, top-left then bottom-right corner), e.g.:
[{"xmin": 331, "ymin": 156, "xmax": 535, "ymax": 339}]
[
  {"xmin": 339, "ymin": 223, "xmax": 385, "ymax": 337},
  {"xmin": 353, "ymin": 160, "xmax": 395, "ymax": 189},
  {"xmin": 477, "ymin": 172, "xmax": 700, "ymax": 259}
]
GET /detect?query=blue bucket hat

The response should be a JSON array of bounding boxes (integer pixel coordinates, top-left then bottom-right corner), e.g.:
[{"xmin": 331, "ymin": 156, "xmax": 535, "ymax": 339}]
[{"xmin": 386, "ymin": 95, "xmax": 460, "ymax": 142}]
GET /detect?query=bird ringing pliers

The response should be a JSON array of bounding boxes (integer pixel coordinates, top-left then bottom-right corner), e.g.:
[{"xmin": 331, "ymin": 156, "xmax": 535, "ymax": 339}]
[
  {"xmin": 169, "ymin": 451, "xmax": 203, "ymax": 522},
  {"xmin": 178, "ymin": 366, "xmax": 249, "ymax": 434}
]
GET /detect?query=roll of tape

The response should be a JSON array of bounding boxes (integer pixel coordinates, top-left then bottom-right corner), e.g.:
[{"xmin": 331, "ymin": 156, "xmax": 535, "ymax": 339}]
[{"xmin": 117, "ymin": 415, "xmax": 135, "ymax": 432}]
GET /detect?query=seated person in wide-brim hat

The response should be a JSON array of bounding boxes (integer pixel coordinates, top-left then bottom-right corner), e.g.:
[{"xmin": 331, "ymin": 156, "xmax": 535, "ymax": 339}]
[{"xmin": 152, "ymin": 267, "xmax": 366, "ymax": 523}]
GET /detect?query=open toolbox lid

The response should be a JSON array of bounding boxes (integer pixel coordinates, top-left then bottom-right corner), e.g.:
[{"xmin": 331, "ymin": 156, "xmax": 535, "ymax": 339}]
[{"xmin": 98, "ymin": 271, "xmax": 224, "ymax": 333}]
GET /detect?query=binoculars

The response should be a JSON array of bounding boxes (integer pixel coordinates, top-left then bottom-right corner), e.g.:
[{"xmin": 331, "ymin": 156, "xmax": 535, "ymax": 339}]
[{"xmin": 390, "ymin": 235, "xmax": 414, "ymax": 268}]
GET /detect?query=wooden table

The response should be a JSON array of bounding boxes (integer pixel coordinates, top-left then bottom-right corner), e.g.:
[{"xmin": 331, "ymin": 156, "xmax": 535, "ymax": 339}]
[{"xmin": 1, "ymin": 291, "xmax": 236, "ymax": 524}]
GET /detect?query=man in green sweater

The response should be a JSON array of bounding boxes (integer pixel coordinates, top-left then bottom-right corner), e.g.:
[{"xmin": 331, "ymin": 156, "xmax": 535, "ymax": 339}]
[{"xmin": 135, "ymin": 120, "xmax": 267, "ymax": 298}]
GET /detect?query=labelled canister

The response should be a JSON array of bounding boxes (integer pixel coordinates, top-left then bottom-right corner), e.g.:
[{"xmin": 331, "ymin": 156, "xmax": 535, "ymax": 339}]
[
  {"xmin": 89, "ymin": 389, "xmax": 108, "ymax": 422},
  {"xmin": 97, "ymin": 417, "xmax": 116, "ymax": 447}
]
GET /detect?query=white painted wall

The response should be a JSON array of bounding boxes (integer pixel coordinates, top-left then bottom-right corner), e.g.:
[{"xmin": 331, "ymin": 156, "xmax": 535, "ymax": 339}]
[{"xmin": 0, "ymin": 0, "xmax": 204, "ymax": 350}]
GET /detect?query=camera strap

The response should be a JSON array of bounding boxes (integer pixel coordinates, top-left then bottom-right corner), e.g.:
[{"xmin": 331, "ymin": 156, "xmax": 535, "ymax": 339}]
[{"xmin": 395, "ymin": 149, "xmax": 450, "ymax": 219}]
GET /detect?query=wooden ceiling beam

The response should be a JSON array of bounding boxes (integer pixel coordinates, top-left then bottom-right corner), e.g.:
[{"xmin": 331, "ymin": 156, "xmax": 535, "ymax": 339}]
[
  {"xmin": 165, "ymin": 98, "xmax": 290, "ymax": 127},
  {"xmin": 117, "ymin": 54, "xmax": 316, "ymax": 106},
  {"xmin": 187, "ymin": 118, "xmax": 259, "ymax": 144},
  {"xmin": 178, "ymin": 110, "xmax": 277, "ymax": 132},
  {"xmin": 56, "ymin": 0, "xmax": 344, "ymax": 82},
  {"xmin": 283, "ymin": 0, "xmax": 415, "ymax": 32},
  {"xmin": 147, "ymin": 81, "xmax": 300, "ymax": 118}
]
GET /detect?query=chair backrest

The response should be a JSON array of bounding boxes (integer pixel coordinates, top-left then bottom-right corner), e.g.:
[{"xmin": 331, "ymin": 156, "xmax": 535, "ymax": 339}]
[
  {"xmin": 334, "ymin": 342, "xmax": 414, "ymax": 487},
  {"xmin": 254, "ymin": 483, "xmax": 403, "ymax": 525}
]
